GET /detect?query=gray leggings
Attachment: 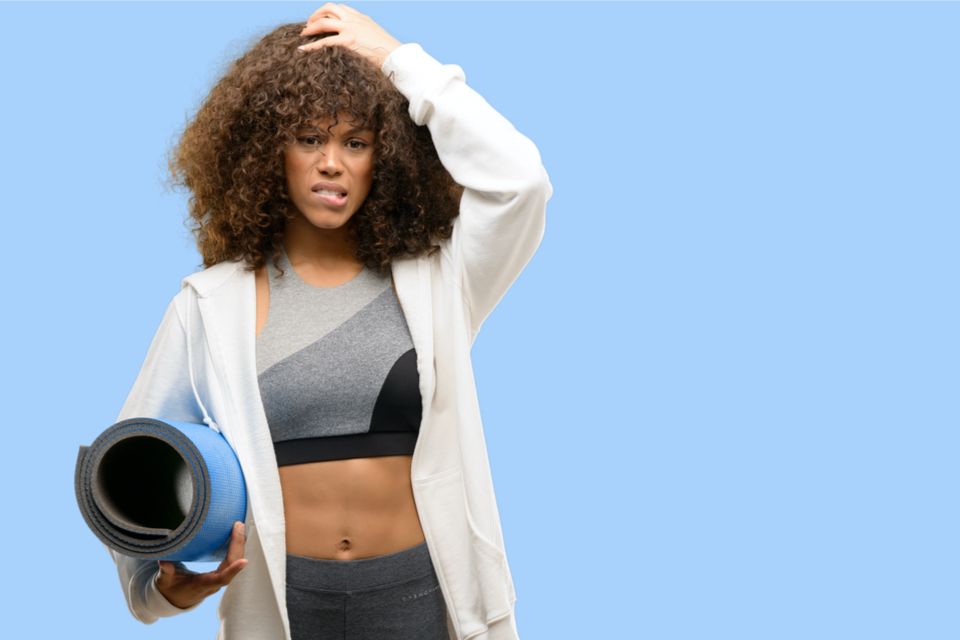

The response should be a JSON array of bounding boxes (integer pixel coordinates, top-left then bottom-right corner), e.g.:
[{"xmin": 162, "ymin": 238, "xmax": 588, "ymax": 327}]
[{"xmin": 285, "ymin": 541, "xmax": 448, "ymax": 640}]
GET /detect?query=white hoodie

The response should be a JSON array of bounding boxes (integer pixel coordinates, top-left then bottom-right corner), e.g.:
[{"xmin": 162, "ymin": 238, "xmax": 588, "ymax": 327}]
[{"xmin": 106, "ymin": 42, "xmax": 552, "ymax": 640}]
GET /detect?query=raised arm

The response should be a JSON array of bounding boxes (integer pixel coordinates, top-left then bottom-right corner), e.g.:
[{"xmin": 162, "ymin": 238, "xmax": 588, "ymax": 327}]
[
  {"xmin": 382, "ymin": 42, "xmax": 554, "ymax": 340},
  {"xmin": 298, "ymin": 3, "xmax": 553, "ymax": 341}
]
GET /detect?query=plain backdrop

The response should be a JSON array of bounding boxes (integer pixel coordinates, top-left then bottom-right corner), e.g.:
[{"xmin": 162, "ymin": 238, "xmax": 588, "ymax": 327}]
[{"xmin": 1, "ymin": 1, "xmax": 958, "ymax": 638}]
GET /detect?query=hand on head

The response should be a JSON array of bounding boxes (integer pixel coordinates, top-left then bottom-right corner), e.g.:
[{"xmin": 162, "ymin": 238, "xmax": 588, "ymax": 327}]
[{"xmin": 298, "ymin": 2, "xmax": 403, "ymax": 68}]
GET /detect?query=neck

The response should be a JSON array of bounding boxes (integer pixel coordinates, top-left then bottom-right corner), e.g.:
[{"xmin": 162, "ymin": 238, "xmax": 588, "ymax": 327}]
[{"xmin": 283, "ymin": 215, "xmax": 361, "ymax": 269}]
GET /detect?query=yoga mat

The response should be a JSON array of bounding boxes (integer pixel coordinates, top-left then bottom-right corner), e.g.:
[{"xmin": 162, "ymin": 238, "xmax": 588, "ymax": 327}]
[{"xmin": 75, "ymin": 417, "xmax": 247, "ymax": 562}]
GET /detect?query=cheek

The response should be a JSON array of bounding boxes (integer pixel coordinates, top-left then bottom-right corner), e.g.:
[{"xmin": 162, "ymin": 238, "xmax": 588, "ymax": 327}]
[
  {"xmin": 286, "ymin": 156, "xmax": 306, "ymax": 180},
  {"xmin": 363, "ymin": 158, "xmax": 376, "ymax": 187}
]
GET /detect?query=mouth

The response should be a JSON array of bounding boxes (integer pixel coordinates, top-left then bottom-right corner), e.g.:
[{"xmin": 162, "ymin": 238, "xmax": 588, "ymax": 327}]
[
  {"xmin": 311, "ymin": 182, "xmax": 348, "ymax": 197},
  {"xmin": 313, "ymin": 189, "xmax": 347, "ymax": 208}
]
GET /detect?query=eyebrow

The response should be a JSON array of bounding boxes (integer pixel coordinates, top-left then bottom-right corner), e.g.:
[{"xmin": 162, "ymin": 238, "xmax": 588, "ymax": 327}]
[{"xmin": 300, "ymin": 125, "xmax": 374, "ymax": 136}]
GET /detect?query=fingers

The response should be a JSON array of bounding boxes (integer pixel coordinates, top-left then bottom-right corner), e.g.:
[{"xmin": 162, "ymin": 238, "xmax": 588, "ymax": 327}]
[
  {"xmin": 220, "ymin": 522, "xmax": 247, "ymax": 582},
  {"xmin": 307, "ymin": 3, "xmax": 363, "ymax": 27},
  {"xmin": 335, "ymin": 3, "xmax": 361, "ymax": 17},
  {"xmin": 299, "ymin": 3, "xmax": 384, "ymax": 61},
  {"xmin": 220, "ymin": 521, "xmax": 247, "ymax": 570},
  {"xmin": 159, "ymin": 560, "xmax": 197, "ymax": 578},
  {"xmin": 192, "ymin": 522, "xmax": 247, "ymax": 590},
  {"xmin": 154, "ymin": 524, "xmax": 248, "ymax": 606},
  {"xmin": 201, "ymin": 556, "xmax": 247, "ymax": 591},
  {"xmin": 299, "ymin": 33, "xmax": 355, "ymax": 53},
  {"xmin": 308, "ymin": 3, "xmax": 344, "ymax": 24},
  {"xmin": 219, "ymin": 558, "xmax": 249, "ymax": 585},
  {"xmin": 301, "ymin": 17, "xmax": 340, "ymax": 36}
]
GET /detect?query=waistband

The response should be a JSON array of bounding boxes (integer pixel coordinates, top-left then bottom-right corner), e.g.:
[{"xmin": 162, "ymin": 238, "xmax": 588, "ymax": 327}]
[{"xmin": 286, "ymin": 541, "xmax": 434, "ymax": 592}]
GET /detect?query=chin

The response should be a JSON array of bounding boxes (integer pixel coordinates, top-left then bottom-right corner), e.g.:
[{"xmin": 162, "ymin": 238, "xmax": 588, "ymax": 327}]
[{"xmin": 299, "ymin": 208, "xmax": 357, "ymax": 230}]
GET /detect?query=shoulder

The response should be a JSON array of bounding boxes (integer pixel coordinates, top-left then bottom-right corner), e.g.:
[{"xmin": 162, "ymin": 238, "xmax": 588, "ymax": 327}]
[{"xmin": 180, "ymin": 259, "xmax": 248, "ymax": 299}]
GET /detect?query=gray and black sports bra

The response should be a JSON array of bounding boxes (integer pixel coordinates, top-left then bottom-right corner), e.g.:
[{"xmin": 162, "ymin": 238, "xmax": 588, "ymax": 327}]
[{"xmin": 255, "ymin": 246, "xmax": 421, "ymax": 466}]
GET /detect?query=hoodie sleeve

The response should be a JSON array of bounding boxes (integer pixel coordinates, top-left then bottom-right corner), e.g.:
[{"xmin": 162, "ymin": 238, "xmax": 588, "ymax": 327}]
[
  {"xmin": 106, "ymin": 292, "xmax": 205, "ymax": 623},
  {"xmin": 381, "ymin": 43, "xmax": 554, "ymax": 341}
]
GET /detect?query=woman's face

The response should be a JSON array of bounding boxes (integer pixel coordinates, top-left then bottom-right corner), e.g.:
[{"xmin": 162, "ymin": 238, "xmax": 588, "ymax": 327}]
[{"xmin": 283, "ymin": 113, "xmax": 376, "ymax": 232}]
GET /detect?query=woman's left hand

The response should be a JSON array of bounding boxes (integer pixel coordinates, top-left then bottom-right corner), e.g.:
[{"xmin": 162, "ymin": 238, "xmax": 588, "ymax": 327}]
[{"xmin": 299, "ymin": 3, "xmax": 403, "ymax": 69}]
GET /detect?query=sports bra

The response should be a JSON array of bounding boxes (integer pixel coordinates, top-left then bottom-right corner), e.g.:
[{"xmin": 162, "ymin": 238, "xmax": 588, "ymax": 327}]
[{"xmin": 255, "ymin": 246, "xmax": 422, "ymax": 466}]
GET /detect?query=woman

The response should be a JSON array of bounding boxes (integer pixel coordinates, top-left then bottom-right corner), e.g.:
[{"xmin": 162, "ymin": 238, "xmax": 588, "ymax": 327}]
[{"xmin": 107, "ymin": 4, "xmax": 552, "ymax": 639}]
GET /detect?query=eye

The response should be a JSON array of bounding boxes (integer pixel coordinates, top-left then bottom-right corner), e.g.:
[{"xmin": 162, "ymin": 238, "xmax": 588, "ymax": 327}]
[
  {"xmin": 298, "ymin": 135, "xmax": 322, "ymax": 146},
  {"xmin": 347, "ymin": 139, "xmax": 369, "ymax": 150}
]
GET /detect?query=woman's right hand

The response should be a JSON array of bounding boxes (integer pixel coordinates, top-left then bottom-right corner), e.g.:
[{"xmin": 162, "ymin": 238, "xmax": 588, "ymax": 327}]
[{"xmin": 156, "ymin": 521, "xmax": 248, "ymax": 609}]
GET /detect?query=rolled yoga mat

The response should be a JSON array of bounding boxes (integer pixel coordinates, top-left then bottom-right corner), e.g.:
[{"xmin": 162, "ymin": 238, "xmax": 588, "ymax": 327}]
[{"xmin": 75, "ymin": 417, "xmax": 247, "ymax": 562}]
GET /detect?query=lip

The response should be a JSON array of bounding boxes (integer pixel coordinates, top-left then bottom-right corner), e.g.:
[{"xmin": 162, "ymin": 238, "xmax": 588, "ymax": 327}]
[
  {"xmin": 309, "ymin": 189, "xmax": 349, "ymax": 208},
  {"xmin": 311, "ymin": 181, "xmax": 348, "ymax": 196}
]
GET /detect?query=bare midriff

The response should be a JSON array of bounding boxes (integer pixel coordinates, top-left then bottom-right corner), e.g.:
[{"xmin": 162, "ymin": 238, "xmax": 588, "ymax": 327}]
[
  {"xmin": 255, "ymin": 263, "xmax": 425, "ymax": 561},
  {"xmin": 278, "ymin": 456, "xmax": 425, "ymax": 560}
]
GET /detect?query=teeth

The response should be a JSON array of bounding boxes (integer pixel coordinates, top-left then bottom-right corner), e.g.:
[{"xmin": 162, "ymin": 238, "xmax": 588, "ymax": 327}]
[{"xmin": 315, "ymin": 189, "xmax": 344, "ymax": 197}]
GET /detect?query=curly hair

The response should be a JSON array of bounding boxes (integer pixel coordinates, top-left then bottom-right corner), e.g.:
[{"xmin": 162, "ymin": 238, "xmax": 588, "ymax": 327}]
[{"xmin": 164, "ymin": 23, "xmax": 463, "ymax": 277}]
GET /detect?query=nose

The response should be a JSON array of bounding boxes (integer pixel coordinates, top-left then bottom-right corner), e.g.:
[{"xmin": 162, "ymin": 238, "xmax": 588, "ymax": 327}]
[{"xmin": 317, "ymin": 141, "xmax": 344, "ymax": 175}]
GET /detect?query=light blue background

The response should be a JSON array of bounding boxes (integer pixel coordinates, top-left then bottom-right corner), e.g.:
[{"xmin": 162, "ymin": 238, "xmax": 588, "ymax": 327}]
[{"xmin": 1, "ymin": 1, "xmax": 957, "ymax": 638}]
